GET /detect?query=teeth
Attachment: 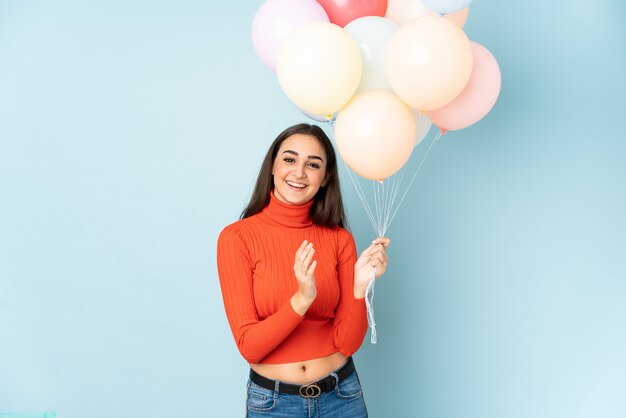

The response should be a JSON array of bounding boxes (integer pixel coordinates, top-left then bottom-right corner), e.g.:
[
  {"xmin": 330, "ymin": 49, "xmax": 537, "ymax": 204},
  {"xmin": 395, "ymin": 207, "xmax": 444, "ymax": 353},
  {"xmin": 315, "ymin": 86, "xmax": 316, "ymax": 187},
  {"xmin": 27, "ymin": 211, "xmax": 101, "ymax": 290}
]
[{"xmin": 286, "ymin": 181, "xmax": 306, "ymax": 189}]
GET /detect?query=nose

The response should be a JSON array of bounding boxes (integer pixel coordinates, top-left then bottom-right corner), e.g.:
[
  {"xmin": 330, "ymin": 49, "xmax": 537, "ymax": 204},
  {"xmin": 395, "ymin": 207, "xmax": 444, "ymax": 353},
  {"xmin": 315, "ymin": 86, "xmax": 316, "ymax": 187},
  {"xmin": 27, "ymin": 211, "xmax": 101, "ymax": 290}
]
[{"xmin": 293, "ymin": 163, "xmax": 306, "ymax": 178}]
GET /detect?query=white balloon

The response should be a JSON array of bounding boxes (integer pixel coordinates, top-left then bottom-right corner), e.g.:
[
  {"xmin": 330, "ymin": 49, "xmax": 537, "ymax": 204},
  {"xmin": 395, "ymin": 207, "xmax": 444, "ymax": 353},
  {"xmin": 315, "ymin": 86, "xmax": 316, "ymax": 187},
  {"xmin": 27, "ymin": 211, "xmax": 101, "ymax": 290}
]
[
  {"xmin": 385, "ymin": 0, "xmax": 437, "ymax": 26},
  {"xmin": 344, "ymin": 17, "xmax": 398, "ymax": 94},
  {"xmin": 277, "ymin": 22, "xmax": 362, "ymax": 115},
  {"xmin": 386, "ymin": 16, "xmax": 473, "ymax": 111}
]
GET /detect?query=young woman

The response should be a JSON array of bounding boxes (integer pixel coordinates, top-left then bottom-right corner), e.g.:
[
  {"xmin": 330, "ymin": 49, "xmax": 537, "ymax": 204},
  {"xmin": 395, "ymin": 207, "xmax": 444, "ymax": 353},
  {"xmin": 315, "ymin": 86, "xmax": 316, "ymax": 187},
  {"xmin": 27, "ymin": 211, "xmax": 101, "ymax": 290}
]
[{"xmin": 217, "ymin": 123, "xmax": 389, "ymax": 417}]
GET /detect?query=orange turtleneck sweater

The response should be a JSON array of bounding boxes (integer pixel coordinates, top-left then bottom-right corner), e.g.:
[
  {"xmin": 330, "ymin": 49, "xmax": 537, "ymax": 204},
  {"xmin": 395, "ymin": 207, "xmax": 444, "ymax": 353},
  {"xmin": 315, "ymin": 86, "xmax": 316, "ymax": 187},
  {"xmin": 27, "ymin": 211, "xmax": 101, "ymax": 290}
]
[{"xmin": 217, "ymin": 192, "xmax": 368, "ymax": 364}]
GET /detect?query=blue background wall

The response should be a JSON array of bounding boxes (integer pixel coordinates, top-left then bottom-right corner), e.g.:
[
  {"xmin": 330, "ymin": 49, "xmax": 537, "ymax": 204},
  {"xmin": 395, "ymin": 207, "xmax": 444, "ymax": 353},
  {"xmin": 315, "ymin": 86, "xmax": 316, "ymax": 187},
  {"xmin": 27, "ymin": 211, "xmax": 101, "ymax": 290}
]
[{"xmin": 1, "ymin": 1, "xmax": 625, "ymax": 417}]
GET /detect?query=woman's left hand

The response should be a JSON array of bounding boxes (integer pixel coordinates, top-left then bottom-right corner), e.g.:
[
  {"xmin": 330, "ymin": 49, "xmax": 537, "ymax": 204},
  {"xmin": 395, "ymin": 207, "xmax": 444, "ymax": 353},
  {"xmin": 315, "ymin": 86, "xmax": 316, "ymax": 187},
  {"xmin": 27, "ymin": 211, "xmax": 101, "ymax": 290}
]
[{"xmin": 354, "ymin": 237, "xmax": 390, "ymax": 298}]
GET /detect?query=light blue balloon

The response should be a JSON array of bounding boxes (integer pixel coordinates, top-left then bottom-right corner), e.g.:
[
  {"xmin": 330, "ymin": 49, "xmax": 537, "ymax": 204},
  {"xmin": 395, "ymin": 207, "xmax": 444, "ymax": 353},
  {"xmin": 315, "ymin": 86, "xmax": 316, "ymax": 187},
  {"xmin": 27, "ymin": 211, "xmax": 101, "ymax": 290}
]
[
  {"xmin": 421, "ymin": 0, "xmax": 473, "ymax": 14},
  {"xmin": 302, "ymin": 110, "xmax": 337, "ymax": 123},
  {"xmin": 344, "ymin": 16, "xmax": 398, "ymax": 94}
]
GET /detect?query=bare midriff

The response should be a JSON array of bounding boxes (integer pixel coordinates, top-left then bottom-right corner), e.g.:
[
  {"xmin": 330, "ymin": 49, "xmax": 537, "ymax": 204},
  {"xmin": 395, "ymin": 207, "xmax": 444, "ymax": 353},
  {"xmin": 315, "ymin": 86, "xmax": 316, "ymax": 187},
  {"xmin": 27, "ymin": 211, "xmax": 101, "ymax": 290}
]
[{"xmin": 250, "ymin": 352, "xmax": 348, "ymax": 384}]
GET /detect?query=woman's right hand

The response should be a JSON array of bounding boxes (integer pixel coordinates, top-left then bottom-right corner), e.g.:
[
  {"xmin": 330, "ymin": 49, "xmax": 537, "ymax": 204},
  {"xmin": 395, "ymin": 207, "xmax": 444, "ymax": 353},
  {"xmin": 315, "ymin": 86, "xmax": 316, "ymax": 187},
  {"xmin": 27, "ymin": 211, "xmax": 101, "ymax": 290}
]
[{"xmin": 291, "ymin": 240, "xmax": 317, "ymax": 315}]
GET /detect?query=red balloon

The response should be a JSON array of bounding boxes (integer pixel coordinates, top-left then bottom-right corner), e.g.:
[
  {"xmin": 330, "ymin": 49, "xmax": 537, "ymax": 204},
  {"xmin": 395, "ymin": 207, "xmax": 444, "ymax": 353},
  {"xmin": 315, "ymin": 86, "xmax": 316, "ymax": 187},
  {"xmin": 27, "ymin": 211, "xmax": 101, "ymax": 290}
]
[{"xmin": 316, "ymin": 0, "xmax": 388, "ymax": 27}]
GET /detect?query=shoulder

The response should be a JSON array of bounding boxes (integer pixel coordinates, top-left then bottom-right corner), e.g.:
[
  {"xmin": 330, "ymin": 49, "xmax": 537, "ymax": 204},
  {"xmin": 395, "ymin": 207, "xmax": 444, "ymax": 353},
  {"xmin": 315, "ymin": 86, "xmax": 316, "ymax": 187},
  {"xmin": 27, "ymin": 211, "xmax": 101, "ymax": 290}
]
[
  {"xmin": 314, "ymin": 223, "xmax": 354, "ymax": 239},
  {"xmin": 218, "ymin": 218, "xmax": 254, "ymax": 245},
  {"xmin": 326, "ymin": 226, "xmax": 356, "ymax": 261},
  {"xmin": 320, "ymin": 225, "xmax": 355, "ymax": 250},
  {"xmin": 218, "ymin": 219, "xmax": 258, "ymax": 264},
  {"xmin": 334, "ymin": 225, "xmax": 354, "ymax": 242}
]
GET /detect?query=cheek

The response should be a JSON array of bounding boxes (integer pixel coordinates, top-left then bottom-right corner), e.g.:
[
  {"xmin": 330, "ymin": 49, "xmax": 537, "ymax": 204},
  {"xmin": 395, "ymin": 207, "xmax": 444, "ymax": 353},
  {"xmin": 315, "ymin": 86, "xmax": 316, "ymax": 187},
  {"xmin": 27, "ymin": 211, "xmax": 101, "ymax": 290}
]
[
  {"xmin": 272, "ymin": 162, "xmax": 283, "ymax": 179},
  {"xmin": 312, "ymin": 172, "xmax": 327, "ymax": 188}
]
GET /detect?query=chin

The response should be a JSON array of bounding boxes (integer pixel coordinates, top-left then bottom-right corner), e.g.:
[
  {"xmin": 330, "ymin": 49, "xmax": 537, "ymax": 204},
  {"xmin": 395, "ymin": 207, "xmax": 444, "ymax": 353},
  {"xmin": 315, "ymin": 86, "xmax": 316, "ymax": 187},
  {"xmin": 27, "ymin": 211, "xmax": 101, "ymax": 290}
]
[
  {"xmin": 275, "ymin": 188, "xmax": 315, "ymax": 205},
  {"xmin": 285, "ymin": 195, "xmax": 312, "ymax": 205}
]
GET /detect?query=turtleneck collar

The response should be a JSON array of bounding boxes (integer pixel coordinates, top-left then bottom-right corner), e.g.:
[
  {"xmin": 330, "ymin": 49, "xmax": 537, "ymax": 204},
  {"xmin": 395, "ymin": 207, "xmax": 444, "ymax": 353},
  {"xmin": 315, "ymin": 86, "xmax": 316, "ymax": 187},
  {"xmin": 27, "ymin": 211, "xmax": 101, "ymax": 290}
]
[{"xmin": 258, "ymin": 190, "xmax": 314, "ymax": 228}]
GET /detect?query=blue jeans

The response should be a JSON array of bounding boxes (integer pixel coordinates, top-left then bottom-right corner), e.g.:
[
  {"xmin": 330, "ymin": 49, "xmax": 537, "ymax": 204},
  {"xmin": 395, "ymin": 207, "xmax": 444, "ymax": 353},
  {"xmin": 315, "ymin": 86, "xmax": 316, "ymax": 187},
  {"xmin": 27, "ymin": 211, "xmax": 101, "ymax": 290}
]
[{"xmin": 245, "ymin": 368, "xmax": 368, "ymax": 417}]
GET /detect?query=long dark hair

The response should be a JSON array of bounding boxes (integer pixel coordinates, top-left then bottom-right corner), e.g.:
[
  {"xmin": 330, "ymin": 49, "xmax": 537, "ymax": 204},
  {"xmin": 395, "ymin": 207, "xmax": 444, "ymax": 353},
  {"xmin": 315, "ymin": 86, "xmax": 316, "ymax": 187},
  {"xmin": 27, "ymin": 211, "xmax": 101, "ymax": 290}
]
[{"xmin": 241, "ymin": 123, "xmax": 347, "ymax": 229}]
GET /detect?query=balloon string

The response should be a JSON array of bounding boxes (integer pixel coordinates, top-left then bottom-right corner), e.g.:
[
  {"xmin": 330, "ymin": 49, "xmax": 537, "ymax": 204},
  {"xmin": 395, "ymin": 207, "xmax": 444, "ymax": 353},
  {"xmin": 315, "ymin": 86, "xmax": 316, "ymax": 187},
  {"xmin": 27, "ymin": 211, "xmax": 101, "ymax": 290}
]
[
  {"xmin": 326, "ymin": 121, "xmax": 382, "ymax": 236},
  {"xmin": 380, "ymin": 179, "xmax": 388, "ymax": 231},
  {"xmin": 383, "ymin": 162, "xmax": 408, "ymax": 235},
  {"xmin": 325, "ymin": 121, "xmax": 442, "ymax": 344},
  {"xmin": 366, "ymin": 267, "xmax": 377, "ymax": 344},
  {"xmin": 386, "ymin": 130, "xmax": 442, "ymax": 228},
  {"xmin": 375, "ymin": 180, "xmax": 380, "ymax": 216},
  {"xmin": 372, "ymin": 180, "xmax": 381, "ymax": 233},
  {"xmin": 375, "ymin": 180, "xmax": 385, "ymax": 235},
  {"xmin": 347, "ymin": 162, "xmax": 382, "ymax": 236},
  {"xmin": 385, "ymin": 171, "xmax": 398, "ymax": 232}
]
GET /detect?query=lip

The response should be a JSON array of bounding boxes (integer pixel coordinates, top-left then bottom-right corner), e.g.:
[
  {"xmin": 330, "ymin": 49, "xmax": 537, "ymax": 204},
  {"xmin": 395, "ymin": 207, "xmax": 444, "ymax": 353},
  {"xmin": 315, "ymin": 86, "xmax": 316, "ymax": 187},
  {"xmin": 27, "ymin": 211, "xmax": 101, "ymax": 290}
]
[{"xmin": 285, "ymin": 180, "xmax": 307, "ymax": 190}]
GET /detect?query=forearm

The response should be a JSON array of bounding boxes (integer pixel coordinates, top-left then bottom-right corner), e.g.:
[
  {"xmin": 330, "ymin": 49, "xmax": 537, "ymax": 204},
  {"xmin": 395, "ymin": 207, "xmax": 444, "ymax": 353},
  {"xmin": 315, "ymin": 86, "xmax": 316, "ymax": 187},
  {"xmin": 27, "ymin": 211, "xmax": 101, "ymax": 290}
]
[
  {"xmin": 333, "ymin": 295, "xmax": 368, "ymax": 355},
  {"xmin": 291, "ymin": 291, "xmax": 315, "ymax": 316},
  {"xmin": 233, "ymin": 299, "xmax": 304, "ymax": 363}
]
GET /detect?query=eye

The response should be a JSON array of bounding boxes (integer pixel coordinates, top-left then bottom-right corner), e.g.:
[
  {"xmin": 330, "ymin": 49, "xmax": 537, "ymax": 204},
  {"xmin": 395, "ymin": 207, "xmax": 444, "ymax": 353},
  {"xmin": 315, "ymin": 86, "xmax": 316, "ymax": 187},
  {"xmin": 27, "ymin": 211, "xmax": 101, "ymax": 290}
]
[
  {"xmin": 283, "ymin": 157, "xmax": 295, "ymax": 163},
  {"xmin": 308, "ymin": 162, "xmax": 321, "ymax": 169}
]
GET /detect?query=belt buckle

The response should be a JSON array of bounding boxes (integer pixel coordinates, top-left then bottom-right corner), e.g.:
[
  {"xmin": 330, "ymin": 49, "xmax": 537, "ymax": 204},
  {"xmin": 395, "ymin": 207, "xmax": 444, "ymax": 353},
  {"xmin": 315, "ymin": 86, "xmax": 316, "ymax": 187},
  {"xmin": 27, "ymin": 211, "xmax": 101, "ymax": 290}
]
[{"xmin": 299, "ymin": 383, "xmax": 322, "ymax": 398}]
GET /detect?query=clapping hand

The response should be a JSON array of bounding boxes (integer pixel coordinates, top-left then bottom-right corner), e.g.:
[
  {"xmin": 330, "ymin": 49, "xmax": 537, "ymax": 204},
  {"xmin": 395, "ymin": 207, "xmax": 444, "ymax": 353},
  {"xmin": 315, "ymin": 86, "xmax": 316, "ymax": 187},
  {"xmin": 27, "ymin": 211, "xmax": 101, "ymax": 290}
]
[{"xmin": 290, "ymin": 240, "xmax": 317, "ymax": 315}]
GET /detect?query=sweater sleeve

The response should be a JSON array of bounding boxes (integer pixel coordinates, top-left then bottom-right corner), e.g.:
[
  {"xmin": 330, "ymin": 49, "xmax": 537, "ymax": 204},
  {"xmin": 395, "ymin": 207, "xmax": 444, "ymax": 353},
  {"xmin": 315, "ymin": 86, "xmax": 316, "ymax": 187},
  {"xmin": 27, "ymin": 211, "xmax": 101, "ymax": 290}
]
[
  {"xmin": 216, "ymin": 224, "xmax": 304, "ymax": 363},
  {"xmin": 332, "ymin": 228, "xmax": 368, "ymax": 356}
]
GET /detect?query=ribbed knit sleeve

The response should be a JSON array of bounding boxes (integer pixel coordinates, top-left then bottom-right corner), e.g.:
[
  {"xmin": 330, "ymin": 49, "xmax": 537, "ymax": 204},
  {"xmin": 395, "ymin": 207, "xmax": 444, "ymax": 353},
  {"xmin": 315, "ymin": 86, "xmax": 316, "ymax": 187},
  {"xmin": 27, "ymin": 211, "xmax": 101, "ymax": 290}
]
[
  {"xmin": 217, "ymin": 224, "xmax": 304, "ymax": 363},
  {"xmin": 332, "ymin": 228, "xmax": 368, "ymax": 356}
]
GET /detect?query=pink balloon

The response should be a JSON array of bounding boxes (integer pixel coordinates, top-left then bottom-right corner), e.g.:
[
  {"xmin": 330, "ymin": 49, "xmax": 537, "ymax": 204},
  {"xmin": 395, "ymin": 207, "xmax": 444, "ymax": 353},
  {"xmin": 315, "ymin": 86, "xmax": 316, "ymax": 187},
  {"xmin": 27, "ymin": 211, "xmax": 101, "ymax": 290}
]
[
  {"xmin": 428, "ymin": 42, "xmax": 501, "ymax": 131},
  {"xmin": 251, "ymin": 0, "xmax": 329, "ymax": 71},
  {"xmin": 316, "ymin": 0, "xmax": 388, "ymax": 27}
]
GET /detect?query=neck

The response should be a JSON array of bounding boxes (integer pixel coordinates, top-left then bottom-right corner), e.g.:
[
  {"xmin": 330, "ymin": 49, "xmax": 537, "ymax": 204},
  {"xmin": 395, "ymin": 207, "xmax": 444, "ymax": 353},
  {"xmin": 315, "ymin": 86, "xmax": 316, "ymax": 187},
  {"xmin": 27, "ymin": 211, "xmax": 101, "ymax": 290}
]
[{"xmin": 258, "ymin": 191, "xmax": 314, "ymax": 228}]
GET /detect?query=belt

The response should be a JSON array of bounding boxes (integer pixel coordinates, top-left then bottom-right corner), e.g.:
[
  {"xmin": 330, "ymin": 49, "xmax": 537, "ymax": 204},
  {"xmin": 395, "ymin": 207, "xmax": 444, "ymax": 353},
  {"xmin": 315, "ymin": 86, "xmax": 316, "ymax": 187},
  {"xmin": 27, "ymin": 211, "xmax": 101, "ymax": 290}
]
[{"xmin": 249, "ymin": 356, "xmax": 355, "ymax": 398}]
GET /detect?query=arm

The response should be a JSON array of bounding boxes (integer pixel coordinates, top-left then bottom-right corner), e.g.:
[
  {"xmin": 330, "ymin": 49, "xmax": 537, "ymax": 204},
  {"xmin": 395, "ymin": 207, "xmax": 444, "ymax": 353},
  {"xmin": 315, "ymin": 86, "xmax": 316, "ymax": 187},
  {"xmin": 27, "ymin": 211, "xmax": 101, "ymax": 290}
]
[
  {"xmin": 216, "ymin": 225, "xmax": 304, "ymax": 363},
  {"xmin": 332, "ymin": 229, "xmax": 368, "ymax": 356}
]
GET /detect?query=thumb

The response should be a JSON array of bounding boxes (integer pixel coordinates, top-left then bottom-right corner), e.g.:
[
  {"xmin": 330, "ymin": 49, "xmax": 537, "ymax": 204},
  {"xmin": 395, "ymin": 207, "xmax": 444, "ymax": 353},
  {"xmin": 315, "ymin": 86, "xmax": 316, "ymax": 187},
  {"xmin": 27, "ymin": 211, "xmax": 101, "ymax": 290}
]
[{"xmin": 356, "ymin": 252, "xmax": 371, "ymax": 268}]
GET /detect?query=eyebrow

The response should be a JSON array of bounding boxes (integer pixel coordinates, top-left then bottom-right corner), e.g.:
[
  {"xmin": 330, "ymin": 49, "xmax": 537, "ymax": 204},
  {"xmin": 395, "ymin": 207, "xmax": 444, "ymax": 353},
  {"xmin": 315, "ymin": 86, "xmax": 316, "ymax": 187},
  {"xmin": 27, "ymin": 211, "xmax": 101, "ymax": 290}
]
[{"xmin": 282, "ymin": 149, "xmax": 324, "ymax": 163}]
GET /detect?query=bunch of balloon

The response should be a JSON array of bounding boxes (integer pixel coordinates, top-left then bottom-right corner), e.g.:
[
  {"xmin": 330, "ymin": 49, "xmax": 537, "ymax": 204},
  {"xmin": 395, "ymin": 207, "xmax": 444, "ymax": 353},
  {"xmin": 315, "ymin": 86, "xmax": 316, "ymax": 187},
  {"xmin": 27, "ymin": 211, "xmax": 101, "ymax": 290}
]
[
  {"xmin": 251, "ymin": 0, "xmax": 501, "ymax": 343},
  {"xmin": 251, "ymin": 0, "xmax": 501, "ymax": 196}
]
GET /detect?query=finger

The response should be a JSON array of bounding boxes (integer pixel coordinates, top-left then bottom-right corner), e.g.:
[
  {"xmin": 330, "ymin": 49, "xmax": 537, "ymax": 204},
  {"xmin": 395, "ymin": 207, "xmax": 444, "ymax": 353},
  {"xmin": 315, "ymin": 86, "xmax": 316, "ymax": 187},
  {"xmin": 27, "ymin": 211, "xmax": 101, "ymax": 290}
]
[
  {"xmin": 359, "ymin": 247, "xmax": 372, "ymax": 259},
  {"xmin": 371, "ymin": 237, "xmax": 391, "ymax": 248},
  {"xmin": 370, "ymin": 255, "xmax": 383, "ymax": 266},
  {"xmin": 368, "ymin": 244, "xmax": 385, "ymax": 256},
  {"xmin": 302, "ymin": 247, "xmax": 315, "ymax": 270},
  {"xmin": 371, "ymin": 263, "xmax": 384, "ymax": 276},
  {"xmin": 306, "ymin": 259, "xmax": 317, "ymax": 276},
  {"xmin": 355, "ymin": 251, "xmax": 369, "ymax": 265},
  {"xmin": 298, "ymin": 242, "xmax": 314, "ymax": 262},
  {"xmin": 364, "ymin": 242, "xmax": 380, "ymax": 256},
  {"xmin": 294, "ymin": 242, "xmax": 311, "ymax": 271},
  {"xmin": 356, "ymin": 251, "xmax": 370, "ymax": 267},
  {"xmin": 295, "ymin": 240, "xmax": 309, "ymax": 258},
  {"xmin": 371, "ymin": 247, "xmax": 388, "ymax": 260},
  {"xmin": 371, "ymin": 252, "xmax": 387, "ymax": 265}
]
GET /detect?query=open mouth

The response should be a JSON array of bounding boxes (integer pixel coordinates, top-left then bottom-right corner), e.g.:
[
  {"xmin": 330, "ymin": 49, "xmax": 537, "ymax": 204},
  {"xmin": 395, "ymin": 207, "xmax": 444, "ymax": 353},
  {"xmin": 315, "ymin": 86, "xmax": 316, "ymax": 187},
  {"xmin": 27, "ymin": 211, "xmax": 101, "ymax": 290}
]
[{"xmin": 285, "ymin": 180, "xmax": 307, "ymax": 189}]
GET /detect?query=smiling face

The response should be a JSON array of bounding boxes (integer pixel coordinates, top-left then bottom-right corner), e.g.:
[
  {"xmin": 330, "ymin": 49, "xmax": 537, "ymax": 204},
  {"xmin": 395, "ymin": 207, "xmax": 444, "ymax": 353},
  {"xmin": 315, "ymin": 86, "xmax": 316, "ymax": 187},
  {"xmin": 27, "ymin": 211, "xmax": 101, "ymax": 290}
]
[{"xmin": 272, "ymin": 133, "xmax": 328, "ymax": 206}]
